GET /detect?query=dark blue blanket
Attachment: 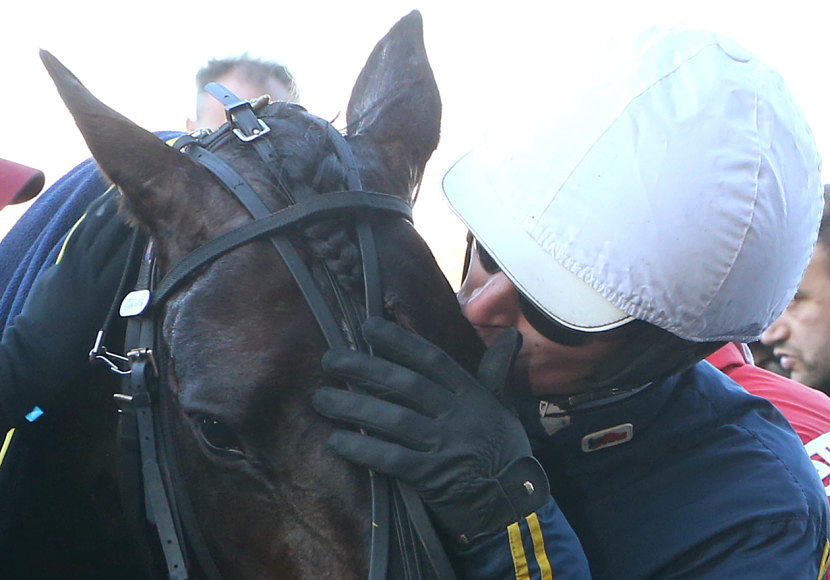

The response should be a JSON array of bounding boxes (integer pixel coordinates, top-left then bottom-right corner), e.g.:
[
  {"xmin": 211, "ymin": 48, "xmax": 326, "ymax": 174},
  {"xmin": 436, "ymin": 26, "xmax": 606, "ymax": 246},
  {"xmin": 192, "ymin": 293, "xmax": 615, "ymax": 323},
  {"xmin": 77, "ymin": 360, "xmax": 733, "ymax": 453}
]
[{"xmin": 0, "ymin": 132, "xmax": 180, "ymax": 330}]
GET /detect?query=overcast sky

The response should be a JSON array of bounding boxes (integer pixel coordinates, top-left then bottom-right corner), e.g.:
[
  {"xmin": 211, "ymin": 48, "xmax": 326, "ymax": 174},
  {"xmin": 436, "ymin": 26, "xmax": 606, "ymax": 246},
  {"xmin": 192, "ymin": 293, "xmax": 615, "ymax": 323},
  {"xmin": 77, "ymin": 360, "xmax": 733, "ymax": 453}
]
[{"xmin": 2, "ymin": 0, "xmax": 828, "ymax": 281}]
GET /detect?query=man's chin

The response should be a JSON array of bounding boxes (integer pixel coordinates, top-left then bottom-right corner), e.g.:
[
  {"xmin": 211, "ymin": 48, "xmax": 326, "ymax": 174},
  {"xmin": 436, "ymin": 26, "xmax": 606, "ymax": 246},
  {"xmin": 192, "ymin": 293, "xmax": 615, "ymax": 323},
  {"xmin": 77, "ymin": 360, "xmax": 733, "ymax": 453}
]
[
  {"xmin": 790, "ymin": 369, "xmax": 829, "ymax": 393},
  {"xmin": 803, "ymin": 374, "xmax": 830, "ymax": 395}
]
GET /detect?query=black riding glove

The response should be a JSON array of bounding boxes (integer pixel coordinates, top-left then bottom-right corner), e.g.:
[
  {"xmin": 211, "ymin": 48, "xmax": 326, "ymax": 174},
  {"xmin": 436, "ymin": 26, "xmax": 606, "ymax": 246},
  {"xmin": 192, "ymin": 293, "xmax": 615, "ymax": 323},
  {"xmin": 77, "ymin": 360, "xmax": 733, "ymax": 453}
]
[
  {"xmin": 0, "ymin": 192, "xmax": 132, "ymax": 427},
  {"xmin": 313, "ymin": 317, "xmax": 550, "ymax": 544}
]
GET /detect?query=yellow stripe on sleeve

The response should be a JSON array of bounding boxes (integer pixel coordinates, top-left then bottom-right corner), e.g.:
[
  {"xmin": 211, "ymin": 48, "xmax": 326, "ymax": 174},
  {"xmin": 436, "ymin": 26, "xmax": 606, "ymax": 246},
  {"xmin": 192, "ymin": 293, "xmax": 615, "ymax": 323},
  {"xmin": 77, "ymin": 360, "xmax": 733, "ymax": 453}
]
[
  {"xmin": 818, "ymin": 538, "xmax": 829, "ymax": 580},
  {"xmin": 508, "ymin": 521, "xmax": 530, "ymax": 580},
  {"xmin": 0, "ymin": 428, "xmax": 15, "ymax": 468},
  {"xmin": 55, "ymin": 216, "xmax": 84, "ymax": 265},
  {"xmin": 526, "ymin": 513, "xmax": 553, "ymax": 580},
  {"xmin": 55, "ymin": 185, "xmax": 117, "ymax": 265}
]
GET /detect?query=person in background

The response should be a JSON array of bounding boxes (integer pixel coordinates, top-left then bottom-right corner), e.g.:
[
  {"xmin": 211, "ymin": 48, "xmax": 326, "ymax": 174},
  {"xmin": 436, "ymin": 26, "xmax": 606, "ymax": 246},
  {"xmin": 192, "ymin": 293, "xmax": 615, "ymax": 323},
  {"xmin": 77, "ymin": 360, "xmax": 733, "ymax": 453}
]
[
  {"xmin": 762, "ymin": 186, "xmax": 830, "ymax": 395},
  {"xmin": 186, "ymin": 54, "xmax": 299, "ymax": 131}
]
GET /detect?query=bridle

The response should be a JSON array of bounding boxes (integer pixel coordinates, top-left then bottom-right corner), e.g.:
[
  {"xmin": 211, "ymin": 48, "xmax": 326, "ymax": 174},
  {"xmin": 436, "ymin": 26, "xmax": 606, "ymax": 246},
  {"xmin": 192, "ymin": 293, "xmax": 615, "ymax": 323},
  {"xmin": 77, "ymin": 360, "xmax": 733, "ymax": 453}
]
[{"xmin": 90, "ymin": 85, "xmax": 458, "ymax": 579}]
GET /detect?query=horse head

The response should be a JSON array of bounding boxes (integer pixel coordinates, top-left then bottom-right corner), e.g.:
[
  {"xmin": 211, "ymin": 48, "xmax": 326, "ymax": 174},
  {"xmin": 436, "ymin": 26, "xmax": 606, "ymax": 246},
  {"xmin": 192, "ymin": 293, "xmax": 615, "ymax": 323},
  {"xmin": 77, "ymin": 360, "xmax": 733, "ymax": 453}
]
[{"xmin": 42, "ymin": 11, "xmax": 483, "ymax": 578}]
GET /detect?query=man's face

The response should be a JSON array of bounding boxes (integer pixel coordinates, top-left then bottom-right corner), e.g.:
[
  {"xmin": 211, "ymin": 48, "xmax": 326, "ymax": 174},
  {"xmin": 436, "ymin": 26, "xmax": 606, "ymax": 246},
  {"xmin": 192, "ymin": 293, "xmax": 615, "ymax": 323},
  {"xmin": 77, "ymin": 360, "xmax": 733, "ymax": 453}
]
[
  {"xmin": 761, "ymin": 244, "xmax": 830, "ymax": 392},
  {"xmin": 457, "ymin": 241, "xmax": 629, "ymax": 397},
  {"xmin": 187, "ymin": 71, "xmax": 293, "ymax": 131}
]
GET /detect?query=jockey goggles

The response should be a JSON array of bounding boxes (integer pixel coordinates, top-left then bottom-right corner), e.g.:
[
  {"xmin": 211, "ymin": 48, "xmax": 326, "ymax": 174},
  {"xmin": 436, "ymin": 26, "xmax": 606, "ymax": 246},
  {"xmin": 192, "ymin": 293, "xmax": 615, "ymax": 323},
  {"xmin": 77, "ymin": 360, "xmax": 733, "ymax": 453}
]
[{"xmin": 462, "ymin": 233, "xmax": 639, "ymax": 347}]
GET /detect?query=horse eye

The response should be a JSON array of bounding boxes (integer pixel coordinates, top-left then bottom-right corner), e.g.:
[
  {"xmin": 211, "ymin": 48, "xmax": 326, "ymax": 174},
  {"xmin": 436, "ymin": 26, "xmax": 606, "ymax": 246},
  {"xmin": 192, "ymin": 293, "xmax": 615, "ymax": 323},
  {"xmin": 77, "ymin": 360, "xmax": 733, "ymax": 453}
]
[{"xmin": 195, "ymin": 416, "xmax": 246, "ymax": 459}]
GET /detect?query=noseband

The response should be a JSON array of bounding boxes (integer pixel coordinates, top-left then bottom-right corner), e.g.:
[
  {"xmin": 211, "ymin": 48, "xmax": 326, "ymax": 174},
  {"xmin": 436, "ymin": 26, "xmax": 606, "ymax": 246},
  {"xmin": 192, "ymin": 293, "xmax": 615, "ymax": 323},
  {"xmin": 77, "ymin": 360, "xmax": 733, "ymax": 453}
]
[{"xmin": 92, "ymin": 86, "xmax": 457, "ymax": 579}]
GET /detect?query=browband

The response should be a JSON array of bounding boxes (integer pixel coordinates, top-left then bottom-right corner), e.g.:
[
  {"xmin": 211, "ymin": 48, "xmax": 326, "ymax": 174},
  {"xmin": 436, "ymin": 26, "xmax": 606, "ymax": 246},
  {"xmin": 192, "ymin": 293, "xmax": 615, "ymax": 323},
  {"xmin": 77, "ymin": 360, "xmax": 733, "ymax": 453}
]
[{"xmin": 151, "ymin": 191, "xmax": 411, "ymax": 309}]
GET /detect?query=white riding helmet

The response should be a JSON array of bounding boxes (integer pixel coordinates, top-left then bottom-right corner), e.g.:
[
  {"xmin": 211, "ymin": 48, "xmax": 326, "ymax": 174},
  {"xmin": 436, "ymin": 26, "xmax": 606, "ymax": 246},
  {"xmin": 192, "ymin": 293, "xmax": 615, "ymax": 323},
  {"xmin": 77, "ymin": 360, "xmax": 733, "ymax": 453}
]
[{"xmin": 443, "ymin": 28, "xmax": 822, "ymax": 343}]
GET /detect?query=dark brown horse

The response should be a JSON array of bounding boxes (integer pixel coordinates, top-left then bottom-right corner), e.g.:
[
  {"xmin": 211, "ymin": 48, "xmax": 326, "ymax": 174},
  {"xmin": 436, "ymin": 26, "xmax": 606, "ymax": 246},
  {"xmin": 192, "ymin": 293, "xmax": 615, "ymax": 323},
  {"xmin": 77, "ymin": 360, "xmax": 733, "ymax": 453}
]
[{"xmin": 2, "ymin": 12, "xmax": 482, "ymax": 578}]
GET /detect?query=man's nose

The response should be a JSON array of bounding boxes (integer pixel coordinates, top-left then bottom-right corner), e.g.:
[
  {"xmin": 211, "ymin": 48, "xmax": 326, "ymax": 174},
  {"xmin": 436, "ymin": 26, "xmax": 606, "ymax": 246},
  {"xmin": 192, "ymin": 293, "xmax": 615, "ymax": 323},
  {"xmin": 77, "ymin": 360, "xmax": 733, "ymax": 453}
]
[
  {"xmin": 761, "ymin": 315, "xmax": 790, "ymax": 346},
  {"xmin": 457, "ymin": 271, "xmax": 520, "ymax": 328}
]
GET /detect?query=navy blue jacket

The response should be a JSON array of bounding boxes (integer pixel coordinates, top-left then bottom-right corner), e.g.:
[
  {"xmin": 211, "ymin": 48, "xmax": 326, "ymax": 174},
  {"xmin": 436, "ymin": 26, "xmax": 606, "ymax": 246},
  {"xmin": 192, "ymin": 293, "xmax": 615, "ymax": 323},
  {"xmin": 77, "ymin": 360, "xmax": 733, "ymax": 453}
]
[{"xmin": 458, "ymin": 362, "xmax": 830, "ymax": 578}]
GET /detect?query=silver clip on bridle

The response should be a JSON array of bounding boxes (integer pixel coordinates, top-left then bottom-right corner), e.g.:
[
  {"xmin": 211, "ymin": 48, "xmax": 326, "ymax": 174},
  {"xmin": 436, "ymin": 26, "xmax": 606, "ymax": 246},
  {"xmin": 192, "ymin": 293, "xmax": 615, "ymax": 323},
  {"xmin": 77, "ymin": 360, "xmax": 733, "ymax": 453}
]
[{"xmin": 89, "ymin": 288, "xmax": 154, "ymax": 376}]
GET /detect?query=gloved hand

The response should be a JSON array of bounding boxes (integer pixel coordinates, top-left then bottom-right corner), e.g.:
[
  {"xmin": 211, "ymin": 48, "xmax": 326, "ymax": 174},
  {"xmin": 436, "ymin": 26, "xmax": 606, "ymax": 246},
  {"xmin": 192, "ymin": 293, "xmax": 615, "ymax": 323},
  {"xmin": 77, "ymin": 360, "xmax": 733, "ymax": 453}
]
[
  {"xmin": 0, "ymin": 191, "xmax": 134, "ymax": 427},
  {"xmin": 313, "ymin": 317, "xmax": 550, "ymax": 544}
]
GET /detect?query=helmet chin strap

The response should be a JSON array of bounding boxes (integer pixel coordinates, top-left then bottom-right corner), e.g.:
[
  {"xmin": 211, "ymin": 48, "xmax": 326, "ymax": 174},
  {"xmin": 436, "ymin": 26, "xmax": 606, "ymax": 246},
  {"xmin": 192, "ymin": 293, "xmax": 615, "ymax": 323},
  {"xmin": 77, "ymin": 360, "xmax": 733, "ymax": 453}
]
[{"xmin": 540, "ymin": 333, "xmax": 723, "ymax": 410}]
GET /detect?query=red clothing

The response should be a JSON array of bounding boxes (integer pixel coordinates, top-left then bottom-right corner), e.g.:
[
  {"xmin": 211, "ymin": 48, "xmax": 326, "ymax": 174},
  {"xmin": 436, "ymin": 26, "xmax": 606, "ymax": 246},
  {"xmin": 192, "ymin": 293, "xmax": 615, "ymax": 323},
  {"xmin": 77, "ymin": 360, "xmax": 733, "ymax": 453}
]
[{"xmin": 708, "ymin": 342, "xmax": 830, "ymax": 498}]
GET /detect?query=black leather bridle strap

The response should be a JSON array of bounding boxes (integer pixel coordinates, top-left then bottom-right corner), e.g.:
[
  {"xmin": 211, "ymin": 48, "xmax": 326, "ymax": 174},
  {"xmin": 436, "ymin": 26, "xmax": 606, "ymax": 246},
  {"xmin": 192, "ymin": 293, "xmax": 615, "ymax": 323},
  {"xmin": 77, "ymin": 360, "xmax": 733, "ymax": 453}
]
[
  {"xmin": 156, "ymin": 370, "xmax": 224, "ymax": 580},
  {"xmin": 304, "ymin": 119, "xmax": 398, "ymax": 580},
  {"xmin": 151, "ymin": 191, "xmax": 411, "ymax": 309},
  {"xmin": 119, "ymin": 245, "xmax": 189, "ymax": 579},
  {"xmin": 117, "ymin": 246, "xmax": 223, "ymax": 580},
  {"xmin": 185, "ymin": 143, "xmax": 280, "ymax": 214},
  {"xmin": 396, "ymin": 483, "xmax": 458, "ymax": 578},
  {"xmin": 205, "ymin": 82, "xmax": 270, "ymax": 144}
]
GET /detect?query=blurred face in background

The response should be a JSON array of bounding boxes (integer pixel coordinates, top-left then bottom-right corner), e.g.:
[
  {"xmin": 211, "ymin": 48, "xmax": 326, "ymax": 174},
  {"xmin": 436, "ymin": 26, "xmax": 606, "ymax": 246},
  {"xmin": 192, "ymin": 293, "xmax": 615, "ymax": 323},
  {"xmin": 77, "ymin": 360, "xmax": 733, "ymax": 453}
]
[{"xmin": 762, "ymin": 243, "xmax": 830, "ymax": 394}]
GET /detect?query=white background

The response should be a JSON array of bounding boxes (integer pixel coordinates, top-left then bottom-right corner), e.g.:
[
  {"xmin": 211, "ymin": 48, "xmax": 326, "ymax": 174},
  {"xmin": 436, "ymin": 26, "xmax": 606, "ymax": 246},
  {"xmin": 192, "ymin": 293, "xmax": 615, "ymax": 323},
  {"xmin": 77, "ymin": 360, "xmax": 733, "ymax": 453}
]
[{"xmin": 2, "ymin": 0, "xmax": 828, "ymax": 283}]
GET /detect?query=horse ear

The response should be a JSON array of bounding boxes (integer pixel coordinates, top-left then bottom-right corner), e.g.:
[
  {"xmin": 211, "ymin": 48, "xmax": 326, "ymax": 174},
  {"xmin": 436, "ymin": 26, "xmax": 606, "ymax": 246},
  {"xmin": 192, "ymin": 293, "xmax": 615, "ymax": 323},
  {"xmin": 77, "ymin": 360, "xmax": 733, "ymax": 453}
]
[
  {"xmin": 39, "ymin": 50, "xmax": 210, "ymax": 239},
  {"xmin": 346, "ymin": 11, "xmax": 441, "ymax": 199}
]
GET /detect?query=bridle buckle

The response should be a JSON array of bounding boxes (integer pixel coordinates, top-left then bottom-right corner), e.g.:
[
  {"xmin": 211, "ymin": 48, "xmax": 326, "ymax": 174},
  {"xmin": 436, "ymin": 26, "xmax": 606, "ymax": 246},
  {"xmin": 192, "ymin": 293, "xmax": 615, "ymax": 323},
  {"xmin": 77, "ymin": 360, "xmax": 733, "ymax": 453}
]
[
  {"xmin": 232, "ymin": 118, "xmax": 270, "ymax": 142},
  {"xmin": 204, "ymin": 81, "xmax": 271, "ymax": 142},
  {"xmin": 127, "ymin": 347, "xmax": 158, "ymax": 379}
]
